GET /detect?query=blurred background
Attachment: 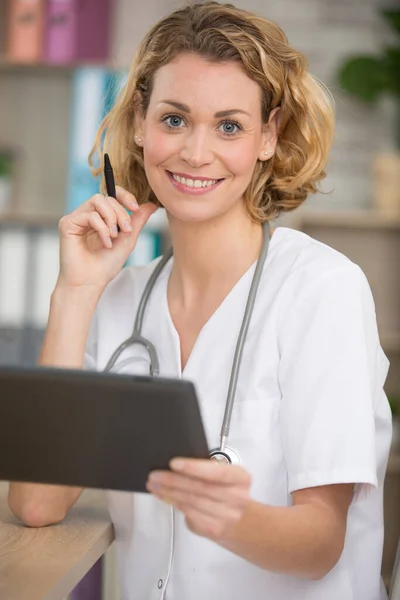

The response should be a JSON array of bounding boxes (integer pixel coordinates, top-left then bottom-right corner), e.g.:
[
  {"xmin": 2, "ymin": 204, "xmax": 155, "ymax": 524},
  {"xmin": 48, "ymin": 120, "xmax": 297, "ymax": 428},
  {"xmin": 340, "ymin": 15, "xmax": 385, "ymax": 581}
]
[{"xmin": 0, "ymin": 0, "xmax": 399, "ymax": 598}]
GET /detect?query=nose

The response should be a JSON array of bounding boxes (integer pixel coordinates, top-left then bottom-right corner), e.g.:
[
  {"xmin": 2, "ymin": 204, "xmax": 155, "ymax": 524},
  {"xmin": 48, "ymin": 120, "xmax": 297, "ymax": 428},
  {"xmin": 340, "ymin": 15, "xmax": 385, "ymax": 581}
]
[{"xmin": 179, "ymin": 127, "xmax": 214, "ymax": 168}]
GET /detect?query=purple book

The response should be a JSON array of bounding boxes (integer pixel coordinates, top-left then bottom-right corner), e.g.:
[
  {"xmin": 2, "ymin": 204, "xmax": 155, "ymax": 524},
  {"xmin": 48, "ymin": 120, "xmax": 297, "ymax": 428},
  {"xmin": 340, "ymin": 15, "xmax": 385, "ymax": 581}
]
[
  {"xmin": 76, "ymin": 0, "xmax": 112, "ymax": 62},
  {"xmin": 45, "ymin": 0, "xmax": 112, "ymax": 64},
  {"xmin": 45, "ymin": 0, "xmax": 76, "ymax": 64},
  {"xmin": 70, "ymin": 557, "xmax": 103, "ymax": 600}
]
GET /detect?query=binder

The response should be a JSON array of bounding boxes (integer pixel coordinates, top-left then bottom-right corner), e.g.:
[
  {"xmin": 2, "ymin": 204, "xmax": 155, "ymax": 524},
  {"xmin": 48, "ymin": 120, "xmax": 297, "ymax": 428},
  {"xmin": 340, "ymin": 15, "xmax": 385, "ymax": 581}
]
[
  {"xmin": 66, "ymin": 68, "xmax": 128, "ymax": 213},
  {"xmin": 6, "ymin": 0, "xmax": 46, "ymax": 64},
  {"xmin": 0, "ymin": 229, "xmax": 29, "ymax": 327},
  {"xmin": 44, "ymin": 0, "xmax": 76, "ymax": 64},
  {"xmin": 75, "ymin": 0, "xmax": 112, "ymax": 62},
  {"xmin": 45, "ymin": 0, "xmax": 112, "ymax": 64},
  {"xmin": 29, "ymin": 230, "xmax": 60, "ymax": 329}
]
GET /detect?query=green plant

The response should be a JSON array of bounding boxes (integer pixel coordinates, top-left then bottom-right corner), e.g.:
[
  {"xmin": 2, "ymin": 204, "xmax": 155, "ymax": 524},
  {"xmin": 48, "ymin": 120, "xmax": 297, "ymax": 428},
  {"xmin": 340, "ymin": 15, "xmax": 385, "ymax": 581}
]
[
  {"xmin": 0, "ymin": 152, "xmax": 12, "ymax": 178},
  {"xmin": 336, "ymin": 9, "xmax": 400, "ymax": 145}
]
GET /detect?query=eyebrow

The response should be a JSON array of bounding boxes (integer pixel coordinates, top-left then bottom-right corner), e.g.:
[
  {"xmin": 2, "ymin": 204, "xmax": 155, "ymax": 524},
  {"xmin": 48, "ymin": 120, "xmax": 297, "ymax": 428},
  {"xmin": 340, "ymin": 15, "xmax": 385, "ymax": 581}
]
[{"xmin": 159, "ymin": 100, "xmax": 251, "ymax": 118}]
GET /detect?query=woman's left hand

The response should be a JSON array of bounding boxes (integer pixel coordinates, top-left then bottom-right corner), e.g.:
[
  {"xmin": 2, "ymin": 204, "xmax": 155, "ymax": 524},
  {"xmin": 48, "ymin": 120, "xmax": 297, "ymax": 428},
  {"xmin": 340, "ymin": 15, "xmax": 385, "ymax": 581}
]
[{"xmin": 146, "ymin": 458, "xmax": 252, "ymax": 542}]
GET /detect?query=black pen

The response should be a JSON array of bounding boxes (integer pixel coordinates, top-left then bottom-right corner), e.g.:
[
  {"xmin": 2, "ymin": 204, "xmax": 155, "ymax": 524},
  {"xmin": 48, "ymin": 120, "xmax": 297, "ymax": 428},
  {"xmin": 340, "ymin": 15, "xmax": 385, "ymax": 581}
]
[
  {"xmin": 104, "ymin": 153, "xmax": 116, "ymax": 199},
  {"xmin": 103, "ymin": 153, "xmax": 119, "ymax": 232}
]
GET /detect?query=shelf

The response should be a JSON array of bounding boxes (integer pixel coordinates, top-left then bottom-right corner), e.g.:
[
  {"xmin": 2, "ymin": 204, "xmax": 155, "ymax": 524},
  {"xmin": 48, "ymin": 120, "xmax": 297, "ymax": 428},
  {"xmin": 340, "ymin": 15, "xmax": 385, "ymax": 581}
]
[
  {"xmin": 0, "ymin": 57, "xmax": 125, "ymax": 74},
  {"xmin": 0, "ymin": 212, "xmax": 61, "ymax": 228},
  {"xmin": 294, "ymin": 209, "xmax": 400, "ymax": 230}
]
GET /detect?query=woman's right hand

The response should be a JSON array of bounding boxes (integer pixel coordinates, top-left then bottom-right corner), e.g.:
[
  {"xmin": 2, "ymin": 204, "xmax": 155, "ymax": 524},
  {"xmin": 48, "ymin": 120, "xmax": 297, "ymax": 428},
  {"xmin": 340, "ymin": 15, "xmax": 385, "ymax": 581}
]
[{"xmin": 57, "ymin": 186, "xmax": 158, "ymax": 291}]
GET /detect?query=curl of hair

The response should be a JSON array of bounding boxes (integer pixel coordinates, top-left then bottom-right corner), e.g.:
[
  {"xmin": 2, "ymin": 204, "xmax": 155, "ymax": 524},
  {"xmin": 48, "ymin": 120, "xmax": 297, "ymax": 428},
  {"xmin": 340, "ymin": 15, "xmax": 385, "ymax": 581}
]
[{"xmin": 90, "ymin": 1, "xmax": 335, "ymax": 222}]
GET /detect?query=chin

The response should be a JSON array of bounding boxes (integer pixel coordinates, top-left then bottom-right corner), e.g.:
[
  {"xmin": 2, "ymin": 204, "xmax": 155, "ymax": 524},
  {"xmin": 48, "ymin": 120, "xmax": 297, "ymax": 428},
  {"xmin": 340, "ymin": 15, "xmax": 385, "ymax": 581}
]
[{"xmin": 163, "ymin": 202, "xmax": 225, "ymax": 225}]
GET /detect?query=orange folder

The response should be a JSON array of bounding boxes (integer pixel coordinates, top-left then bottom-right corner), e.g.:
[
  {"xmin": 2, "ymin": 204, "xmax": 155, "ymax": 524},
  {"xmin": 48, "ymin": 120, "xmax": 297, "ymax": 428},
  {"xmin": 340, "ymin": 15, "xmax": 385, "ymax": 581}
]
[{"xmin": 7, "ymin": 0, "xmax": 46, "ymax": 64}]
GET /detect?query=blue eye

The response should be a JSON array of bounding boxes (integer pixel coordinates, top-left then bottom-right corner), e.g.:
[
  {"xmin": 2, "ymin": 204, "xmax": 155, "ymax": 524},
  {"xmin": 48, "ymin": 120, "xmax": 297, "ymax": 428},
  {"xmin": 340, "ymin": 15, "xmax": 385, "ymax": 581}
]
[
  {"xmin": 161, "ymin": 114, "xmax": 242, "ymax": 136},
  {"xmin": 163, "ymin": 115, "xmax": 184, "ymax": 129},
  {"xmin": 220, "ymin": 121, "xmax": 241, "ymax": 135}
]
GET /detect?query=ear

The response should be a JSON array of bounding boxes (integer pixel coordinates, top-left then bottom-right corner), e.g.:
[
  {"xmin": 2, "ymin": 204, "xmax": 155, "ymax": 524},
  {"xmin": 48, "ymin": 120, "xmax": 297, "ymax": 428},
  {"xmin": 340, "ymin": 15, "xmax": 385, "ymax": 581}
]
[
  {"xmin": 133, "ymin": 91, "xmax": 145, "ymax": 146},
  {"xmin": 259, "ymin": 106, "xmax": 281, "ymax": 161}
]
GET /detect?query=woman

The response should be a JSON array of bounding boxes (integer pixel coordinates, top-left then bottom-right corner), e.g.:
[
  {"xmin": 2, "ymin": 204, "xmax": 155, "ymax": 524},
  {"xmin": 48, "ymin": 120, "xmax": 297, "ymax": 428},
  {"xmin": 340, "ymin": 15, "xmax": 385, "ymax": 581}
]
[{"xmin": 9, "ymin": 2, "xmax": 392, "ymax": 599}]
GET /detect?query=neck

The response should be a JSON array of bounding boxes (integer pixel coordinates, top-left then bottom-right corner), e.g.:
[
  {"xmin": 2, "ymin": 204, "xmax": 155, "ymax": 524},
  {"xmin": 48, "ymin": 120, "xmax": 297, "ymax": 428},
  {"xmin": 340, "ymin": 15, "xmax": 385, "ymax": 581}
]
[{"xmin": 167, "ymin": 205, "xmax": 264, "ymax": 307}]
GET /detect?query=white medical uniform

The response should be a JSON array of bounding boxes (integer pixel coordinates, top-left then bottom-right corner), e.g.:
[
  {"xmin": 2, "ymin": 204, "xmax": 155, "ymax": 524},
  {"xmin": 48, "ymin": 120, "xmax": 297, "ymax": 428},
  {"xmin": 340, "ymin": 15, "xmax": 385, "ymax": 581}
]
[{"xmin": 84, "ymin": 226, "xmax": 392, "ymax": 600}]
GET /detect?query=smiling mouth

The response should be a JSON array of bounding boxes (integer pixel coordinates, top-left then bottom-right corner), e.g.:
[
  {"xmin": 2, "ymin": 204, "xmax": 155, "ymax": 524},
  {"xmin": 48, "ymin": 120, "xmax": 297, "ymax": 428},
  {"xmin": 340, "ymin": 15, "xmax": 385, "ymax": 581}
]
[{"xmin": 167, "ymin": 170, "xmax": 224, "ymax": 189}]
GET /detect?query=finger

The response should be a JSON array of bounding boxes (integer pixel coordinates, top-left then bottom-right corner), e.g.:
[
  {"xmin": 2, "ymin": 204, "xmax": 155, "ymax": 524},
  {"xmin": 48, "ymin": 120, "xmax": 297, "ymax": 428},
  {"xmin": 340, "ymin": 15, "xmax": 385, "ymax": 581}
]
[
  {"xmin": 128, "ymin": 201, "xmax": 158, "ymax": 236},
  {"xmin": 87, "ymin": 211, "xmax": 113, "ymax": 248},
  {"xmin": 147, "ymin": 471, "xmax": 248, "ymax": 506},
  {"xmin": 60, "ymin": 209, "xmax": 111, "ymax": 248},
  {"xmin": 103, "ymin": 195, "xmax": 135, "ymax": 235},
  {"xmin": 115, "ymin": 185, "xmax": 140, "ymax": 212},
  {"xmin": 185, "ymin": 508, "xmax": 230, "ymax": 541},
  {"xmin": 169, "ymin": 459, "xmax": 252, "ymax": 486},
  {"xmin": 147, "ymin": 481, "xmax": 243, "ymax": 522},
  {"xmin": 72, "ymin": 186, "xmax": 138, "ymax": 220},
  {"xmin": 87, "ymin": 194, "xmax": 122, "ymax": 238}
]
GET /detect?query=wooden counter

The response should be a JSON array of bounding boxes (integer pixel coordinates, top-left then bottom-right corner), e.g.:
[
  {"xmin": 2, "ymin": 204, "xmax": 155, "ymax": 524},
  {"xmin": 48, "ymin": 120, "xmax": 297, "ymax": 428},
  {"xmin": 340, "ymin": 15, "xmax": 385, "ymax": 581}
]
[
  {"xmin": 0, "ymin": 453, "xmax": 398, "ymax": 599},
  {"xmin": 0, "ymin": 482, "xmax": 114, "ymax": 600}
]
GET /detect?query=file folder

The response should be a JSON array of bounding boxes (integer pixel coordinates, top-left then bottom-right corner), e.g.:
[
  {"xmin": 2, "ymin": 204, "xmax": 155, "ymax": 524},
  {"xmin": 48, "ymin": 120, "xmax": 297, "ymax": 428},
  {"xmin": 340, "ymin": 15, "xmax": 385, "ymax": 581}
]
[
  {"xmin": 7, "ymin": 0, "xmax": 46, "ymax": 64},
  {"xmin": 45, "ymin": 0, "xmax": 112, "ymax": 64},
  {"xmin": 29, "ymin": 230, "xmax": 60, "ymax": 329},
  {"xmin": 0, "ymin": 228, "xmax": 29, "ymax": 327}
]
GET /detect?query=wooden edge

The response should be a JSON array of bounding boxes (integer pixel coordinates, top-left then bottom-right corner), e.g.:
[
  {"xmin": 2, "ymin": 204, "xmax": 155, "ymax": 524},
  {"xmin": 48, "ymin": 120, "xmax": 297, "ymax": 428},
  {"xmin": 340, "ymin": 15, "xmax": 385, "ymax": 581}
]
[
  {"xmin": 292, "ymin": 210, "xmax": 400, "ymax": 230},
  {"xmin": 45, "ymin": 522, "xmax": 115, "ymax": 600},
  {"xmin": 0, "ymin": 484, "xmax": 115, "ymax": 600}
]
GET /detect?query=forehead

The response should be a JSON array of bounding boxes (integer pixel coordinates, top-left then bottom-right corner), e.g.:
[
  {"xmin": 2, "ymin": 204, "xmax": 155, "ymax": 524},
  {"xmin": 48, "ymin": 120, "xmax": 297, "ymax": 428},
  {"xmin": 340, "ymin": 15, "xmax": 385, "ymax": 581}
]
[{"xmin": 150, "ymin": 53, "xmax": 262, "ymax": 113}]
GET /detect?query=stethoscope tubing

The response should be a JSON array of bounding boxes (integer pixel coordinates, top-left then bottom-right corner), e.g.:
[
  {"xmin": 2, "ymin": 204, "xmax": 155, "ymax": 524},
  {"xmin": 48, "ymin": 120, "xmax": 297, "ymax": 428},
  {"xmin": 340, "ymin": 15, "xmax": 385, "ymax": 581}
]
[{"xmin": 103, "ymin": 221, "xmax": 271, "ymax": 462}]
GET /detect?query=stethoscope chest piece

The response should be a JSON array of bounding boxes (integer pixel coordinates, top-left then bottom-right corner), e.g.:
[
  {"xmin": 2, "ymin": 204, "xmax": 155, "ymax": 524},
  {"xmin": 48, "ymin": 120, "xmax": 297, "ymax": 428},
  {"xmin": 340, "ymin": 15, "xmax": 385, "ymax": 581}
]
[{"xmin": 209, "ymin": 446, "xmax": 242, "ymax": 466}]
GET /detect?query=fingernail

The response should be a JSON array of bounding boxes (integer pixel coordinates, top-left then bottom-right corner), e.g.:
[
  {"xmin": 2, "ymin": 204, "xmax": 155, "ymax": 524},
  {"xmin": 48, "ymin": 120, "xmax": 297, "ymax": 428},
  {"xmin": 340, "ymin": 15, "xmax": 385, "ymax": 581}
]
[
  {"xmin": 170, "ymin": 459, "xmax": 184, "ymax": 471},
  {"xmin": 129, "ymin": 199, "xmax": 139, "ymax": 210},
  {"xmin": 110, "ymin": 225, "xmax": 118, "ymax": 236},
  {"xmin": 147, "ymin": 481, "xmax": 161, "ymax": 492},
  {"xmin": 105, "ymin": 237, "xmax": 112, "ymax": 248},
  {"xmin": 123, "ymin": 221, "xmax": 133, "ymax": 232}
]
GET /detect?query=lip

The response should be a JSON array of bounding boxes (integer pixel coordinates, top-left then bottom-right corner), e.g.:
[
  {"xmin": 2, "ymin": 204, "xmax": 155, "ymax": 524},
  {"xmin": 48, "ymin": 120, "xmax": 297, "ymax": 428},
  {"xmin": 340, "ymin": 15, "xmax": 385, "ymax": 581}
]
[{"xmin": 166, "ymin": 170, "xmax": 224, "ymax": 195}]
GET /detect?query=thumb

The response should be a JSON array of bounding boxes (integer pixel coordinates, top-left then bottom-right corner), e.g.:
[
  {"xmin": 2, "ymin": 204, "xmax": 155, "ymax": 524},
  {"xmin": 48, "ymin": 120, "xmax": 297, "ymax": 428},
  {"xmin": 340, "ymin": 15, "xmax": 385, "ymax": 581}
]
[
  {"xmin": 120, "ymin": 202, "xmax": 159, "ymax": 251},
  {"xmin": 131, "ymin": 202, "xmax": 159, "ymax": 230}
]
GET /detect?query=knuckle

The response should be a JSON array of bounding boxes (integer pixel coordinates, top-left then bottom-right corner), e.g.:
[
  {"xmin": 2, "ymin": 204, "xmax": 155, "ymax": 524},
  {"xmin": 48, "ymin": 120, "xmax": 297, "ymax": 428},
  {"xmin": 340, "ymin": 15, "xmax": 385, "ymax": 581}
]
[
  {"xmin": 244, "ymin": 471, "xmax": 252, "ymax": 485},
  {"xmin": 90, "ymin": 213, "xmax": 106, "ymax": 230},
  {"xmin": 185, "ymin": 516, "xmax": 198, "ymax": 534},
  {"xmin": 230, "ymin": 508, "xmax": 242, "ymax": 522},
  {"xmin": 208, "ymin": 521, "xmax": 223, "ymax": 541},
  {"xmin": 58, "ymin": 216, "xmax": 67, "ymax": 232},
  {"xmin": 108, "ymin": 210, "xmax": 118, "ymax": 224},
  {"xmin": 92, "ymin": 193, "xmax": 104, "ymax": 204},
  {"xmin": 232, "ymin": 489, "xmax": 248, "ymax": 506}
]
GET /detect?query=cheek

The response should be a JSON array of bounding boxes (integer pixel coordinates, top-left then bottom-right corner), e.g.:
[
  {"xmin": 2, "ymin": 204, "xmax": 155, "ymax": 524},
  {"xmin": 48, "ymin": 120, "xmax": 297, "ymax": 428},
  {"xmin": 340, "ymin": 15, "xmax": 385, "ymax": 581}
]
[
  {"xmin": 143, "ymin": 127, "xmax": 177, "ymax": 164},
  {"xmin": 224, "ymin": 141, "xmax": 259, "ymax": 178}
]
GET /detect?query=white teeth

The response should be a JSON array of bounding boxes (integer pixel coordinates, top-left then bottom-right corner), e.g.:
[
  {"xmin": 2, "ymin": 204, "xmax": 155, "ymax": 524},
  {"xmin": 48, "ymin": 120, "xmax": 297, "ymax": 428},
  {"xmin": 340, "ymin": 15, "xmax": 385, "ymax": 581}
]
[{"xmin": 172, "ymin": 173, "xmax": 219, "ymax": 188}]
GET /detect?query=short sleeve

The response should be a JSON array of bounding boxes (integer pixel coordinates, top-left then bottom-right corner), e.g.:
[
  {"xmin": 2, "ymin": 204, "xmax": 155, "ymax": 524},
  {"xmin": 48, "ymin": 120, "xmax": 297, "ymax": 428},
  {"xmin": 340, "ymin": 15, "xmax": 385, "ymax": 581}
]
[{"xmin": 278, "ymin": 264, "xmax": 384, "ymax": 500}]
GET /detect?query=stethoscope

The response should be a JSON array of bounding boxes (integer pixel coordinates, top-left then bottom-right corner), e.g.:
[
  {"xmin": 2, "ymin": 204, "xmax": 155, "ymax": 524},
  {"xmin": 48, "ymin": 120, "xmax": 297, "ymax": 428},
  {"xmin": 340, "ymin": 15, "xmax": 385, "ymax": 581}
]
[{"xmin": 104, "ymin": 221, "xmax": 271, "ymax": 465}]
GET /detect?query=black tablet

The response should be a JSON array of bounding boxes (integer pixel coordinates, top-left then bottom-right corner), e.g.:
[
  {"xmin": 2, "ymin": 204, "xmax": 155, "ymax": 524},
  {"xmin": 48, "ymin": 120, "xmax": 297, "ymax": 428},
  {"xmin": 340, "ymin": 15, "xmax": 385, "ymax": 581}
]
[{"xmin": 0, "ymin": 366, "xmax": 209, "ymax": 493}]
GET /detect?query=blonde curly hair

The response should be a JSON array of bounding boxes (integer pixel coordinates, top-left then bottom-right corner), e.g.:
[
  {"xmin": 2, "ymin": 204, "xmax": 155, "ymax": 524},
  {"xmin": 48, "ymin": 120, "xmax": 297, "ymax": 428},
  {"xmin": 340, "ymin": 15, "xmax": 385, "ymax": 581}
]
[{"xmin": 90, "ymin": 1, "xmax": 334, "ymax": 222}]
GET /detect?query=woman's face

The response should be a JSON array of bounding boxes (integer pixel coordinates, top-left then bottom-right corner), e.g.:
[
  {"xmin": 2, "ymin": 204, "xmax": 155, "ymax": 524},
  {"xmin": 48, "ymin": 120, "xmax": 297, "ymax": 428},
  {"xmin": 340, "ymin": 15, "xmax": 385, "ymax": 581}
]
[{"xmin": 137, "ymin": 53, "xmax": 274, "ymax": 224}]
